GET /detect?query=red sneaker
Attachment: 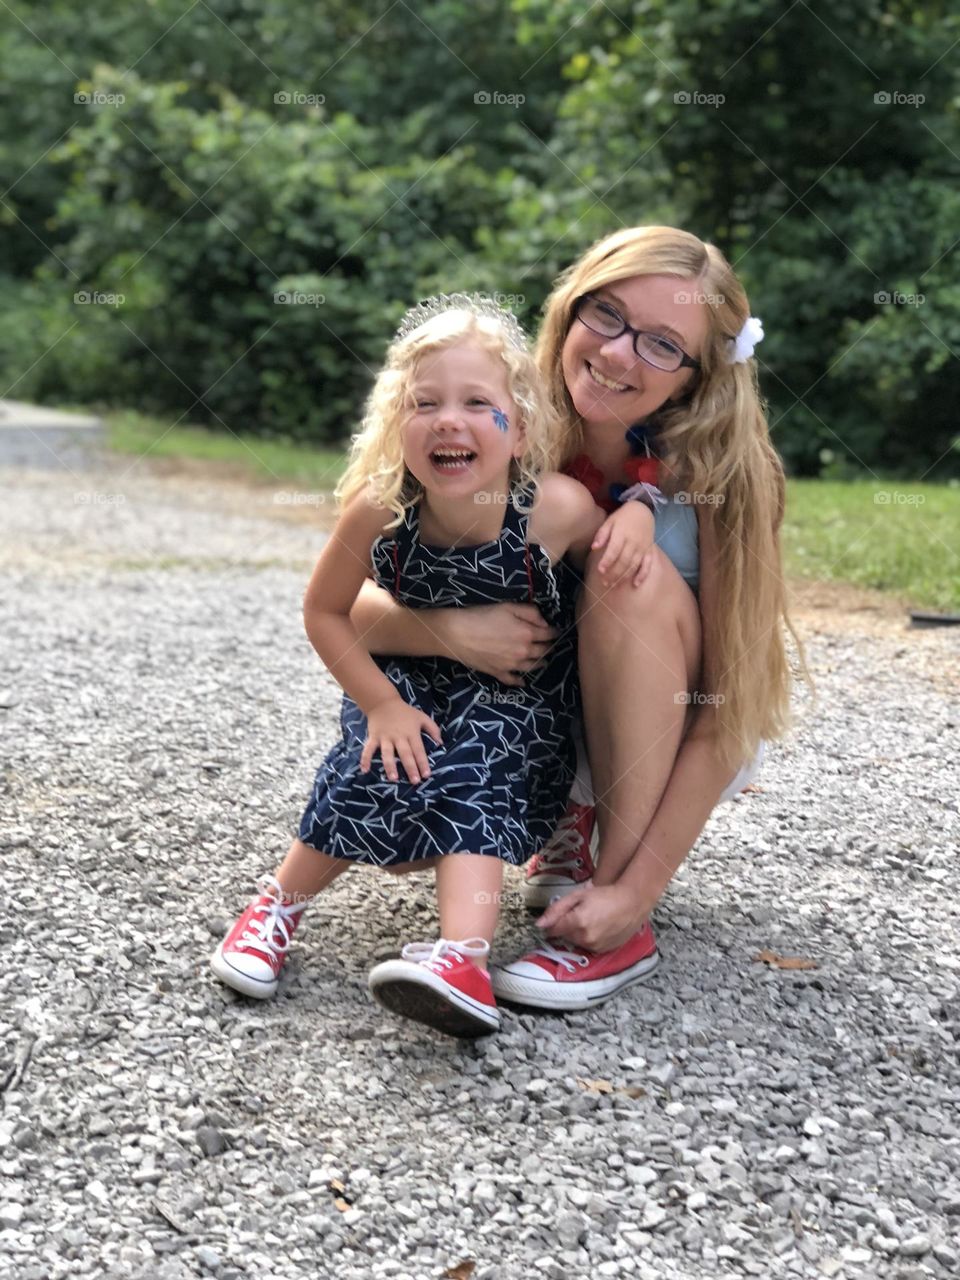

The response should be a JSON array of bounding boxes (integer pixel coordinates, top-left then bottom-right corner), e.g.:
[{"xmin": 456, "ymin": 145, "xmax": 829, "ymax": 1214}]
[
  {"xmin": 490, "ymin": 923, "xmax": 659, "ymax": 1010},
  {"xmin": 368, "ymin": 938, "xmax": 500, "ymax": 1038},
  {"xmin": 210, "ymin": 875, "xmax": 308, "ymax": 999},
  {"xmin": 522, "ymin": 802, "xmax": 597, "ymax": 910}
]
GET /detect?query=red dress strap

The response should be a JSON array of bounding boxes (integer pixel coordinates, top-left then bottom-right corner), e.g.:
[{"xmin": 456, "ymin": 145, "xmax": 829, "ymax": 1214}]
[{"xmin": 523, "ymin": 542, "xmax": 535, "ymax": 602}]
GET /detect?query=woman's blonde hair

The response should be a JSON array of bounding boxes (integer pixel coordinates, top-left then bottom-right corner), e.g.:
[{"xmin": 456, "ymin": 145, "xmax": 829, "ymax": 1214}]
[
  {"xmin": 337, "ymin": 305, "xmax": 563, "ymax": 524},
  {"xmin": 537, "ymin": 225, "xmax": 809, "ymax": 769}
]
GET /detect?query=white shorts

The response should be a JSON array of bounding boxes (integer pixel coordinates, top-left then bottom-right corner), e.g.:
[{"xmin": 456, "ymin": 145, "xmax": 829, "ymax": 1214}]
[{"xmin": 569, "ymin": 731, "xmax": 766, "ymax": 808}]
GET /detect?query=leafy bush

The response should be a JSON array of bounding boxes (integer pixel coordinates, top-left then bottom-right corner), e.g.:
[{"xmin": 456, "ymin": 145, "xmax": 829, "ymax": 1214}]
[{"xmin": 1, "ymin": 0, "xmax": 957, "ymax": 472}]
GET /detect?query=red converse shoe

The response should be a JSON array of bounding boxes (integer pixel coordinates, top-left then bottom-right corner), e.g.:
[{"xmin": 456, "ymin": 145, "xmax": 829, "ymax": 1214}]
[
  {"xmin": 368, "ymin": 938, "xmax": 500, "ymax": 1038},
  {"xmin": 522, "ymin": 802, "xmax": 597, "ymax": 910},
  {"xmin": 490, "ymin": 923, "xmax": 659, "ymax": 1010},
  {"xmin": 210, "ymin": 875, "xmax": 308, "ymax": 999}
]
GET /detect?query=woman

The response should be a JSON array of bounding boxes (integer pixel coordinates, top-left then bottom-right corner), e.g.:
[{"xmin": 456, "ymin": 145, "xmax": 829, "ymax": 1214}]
[{"xmin": 350, "ymin": 226, "xmax": 804, "ymax": 1009}]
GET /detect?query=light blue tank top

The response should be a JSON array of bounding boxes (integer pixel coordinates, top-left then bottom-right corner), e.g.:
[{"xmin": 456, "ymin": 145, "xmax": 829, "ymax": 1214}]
[{"xmin": 654, "ymin": 496, "xmax": 699, "ymax": 595}]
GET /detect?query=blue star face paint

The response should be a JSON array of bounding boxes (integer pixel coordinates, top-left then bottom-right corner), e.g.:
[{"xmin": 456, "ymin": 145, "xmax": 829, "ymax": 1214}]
[{"xmin": 491, "ymin": 406, "xmax": 509, "ymax": 433}]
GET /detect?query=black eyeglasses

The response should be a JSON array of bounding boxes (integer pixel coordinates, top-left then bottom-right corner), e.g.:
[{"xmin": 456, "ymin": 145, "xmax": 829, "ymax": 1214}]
[{"xmin": 574, "ymin": 294, "xmax": 701, "ymax": 373}]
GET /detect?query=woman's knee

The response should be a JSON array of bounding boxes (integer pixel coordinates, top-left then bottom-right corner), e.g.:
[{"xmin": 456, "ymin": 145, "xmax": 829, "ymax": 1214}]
[
  {"xmin": 582, "ymin": 547, "xmax": 701, "ymax": 680},
  {"xmin": 583, "ymin": 546, "xmax": 695, "ymax": 627}
]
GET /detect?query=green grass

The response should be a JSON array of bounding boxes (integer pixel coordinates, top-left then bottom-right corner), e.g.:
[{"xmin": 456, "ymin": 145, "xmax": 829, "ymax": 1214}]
[
  {"xmin": 89, "ymin": 408, "xmax": 958, "ymax": 610},
  {"xmin": 783, "ymin": 478, "xmax": 959, "ymax": 611},
  {"xmin": 100, "ymin": 408, "xmax": 349, "ymax": 489}
]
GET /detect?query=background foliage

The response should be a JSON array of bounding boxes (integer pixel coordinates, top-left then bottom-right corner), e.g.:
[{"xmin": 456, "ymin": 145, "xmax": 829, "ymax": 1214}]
[{"xmin": 1, "ymin": 0, "xmax": 957, "ymax": 474}]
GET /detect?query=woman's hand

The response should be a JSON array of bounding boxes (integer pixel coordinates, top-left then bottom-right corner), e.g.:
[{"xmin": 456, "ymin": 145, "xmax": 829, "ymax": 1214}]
[
  {"xmin": 591, "ymin": 504, "xmax": 656, "ymax": 587},
  {"xmin": 361, "ymin": 697, "xmax": 443, "ymax": 784},
  {"xmin": 536, "ymin": 882, "xmax": 649, "ymax": 953},
  {"xmin": 440, "ymin": 602, "xmax": 558, "ymax": 686}
]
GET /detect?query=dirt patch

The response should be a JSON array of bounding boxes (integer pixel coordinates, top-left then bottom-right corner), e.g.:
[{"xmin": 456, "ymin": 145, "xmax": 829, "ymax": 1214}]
[
  {"xmin": 133, "ymin": 453, "xmax": 340, "ymax": 532},
  {"xmin": 789, "ymin": 576, "xmax": 909, "ymax": 632}
]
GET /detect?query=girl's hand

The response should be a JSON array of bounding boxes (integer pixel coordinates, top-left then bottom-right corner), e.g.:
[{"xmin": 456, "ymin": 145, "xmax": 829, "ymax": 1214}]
[
  {"xmin": 591, "ymin": 505, "xmax": 656, "ymax": 587},
  {"xmin": 361, "ymin": 698, "xmax": 443, "ymax": 784},
  {"xmin": 441, "ymin": 602, "xmax": 558, "ymax": 686},
  {"xmin": 536, "ymin": 882, "xmax": 648, "ymax": 953}
]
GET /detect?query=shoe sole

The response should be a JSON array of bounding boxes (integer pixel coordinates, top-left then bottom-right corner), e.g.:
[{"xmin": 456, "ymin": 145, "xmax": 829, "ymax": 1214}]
[
  {"xmin": 490, "ymin": 949, "xmax": 659, "ymax": 1011},
  {"xmin": 369, "ymin": 963, "xmax": 500, "ymax": 1038},
  {"xmin": 210, "ymin": 943, "xmax": 279, "ymax": 1000},
  {"xmin": 521, "ymin": 876, "xmax": 593, "ymax": 910}
]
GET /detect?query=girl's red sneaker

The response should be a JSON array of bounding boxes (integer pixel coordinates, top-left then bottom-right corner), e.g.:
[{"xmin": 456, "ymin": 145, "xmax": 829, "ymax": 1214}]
[
  {"xmin": 210, "ymin": 875, "xmax": 308, "ymax": 999},
  {"xmin": 369, "ymin": 938, "xmax": 500, "ymax": 1038}
]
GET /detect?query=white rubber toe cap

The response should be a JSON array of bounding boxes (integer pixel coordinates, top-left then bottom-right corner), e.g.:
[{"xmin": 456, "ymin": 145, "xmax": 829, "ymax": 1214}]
[
  {"xmin": 210, "ymin": 944, "xmax": 279, "ymax": 999},
  {"xmin": 494, "ymin": 960, "xmax": 554, "ymax": 982}
]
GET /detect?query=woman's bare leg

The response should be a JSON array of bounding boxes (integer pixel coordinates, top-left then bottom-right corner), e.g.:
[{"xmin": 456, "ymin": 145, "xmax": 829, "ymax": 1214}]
[{"xmin": 578, "ymin": 547, "xmax": 701, "ymax": 889}]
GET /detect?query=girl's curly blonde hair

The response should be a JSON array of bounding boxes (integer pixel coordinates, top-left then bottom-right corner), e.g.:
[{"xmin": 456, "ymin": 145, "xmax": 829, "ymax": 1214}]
[{"xmin": 336, "ymin": 306, "xmax": 563, "ymax": 526}]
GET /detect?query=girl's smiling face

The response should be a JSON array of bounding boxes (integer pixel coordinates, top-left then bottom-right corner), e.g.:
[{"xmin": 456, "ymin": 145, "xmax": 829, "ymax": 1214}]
[
  {"xmin": 403, "ymin": 342, "xmax": 523, "ymax": 494},
  {"xmin": 561, "ymin": 274, "xmax": 708, "ymax": 432}
]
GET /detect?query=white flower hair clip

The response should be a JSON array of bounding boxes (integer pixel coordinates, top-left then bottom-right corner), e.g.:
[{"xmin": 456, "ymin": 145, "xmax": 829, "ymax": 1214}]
[{"xmin": 727, "ymin": 315, "xmax": 764, "ymax": 364}]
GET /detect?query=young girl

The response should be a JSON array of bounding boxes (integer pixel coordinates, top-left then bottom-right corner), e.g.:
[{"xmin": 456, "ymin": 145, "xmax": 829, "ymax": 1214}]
[{"xmin": 210, "ymin": 295, "xmax": 655, "ymax": 1037}]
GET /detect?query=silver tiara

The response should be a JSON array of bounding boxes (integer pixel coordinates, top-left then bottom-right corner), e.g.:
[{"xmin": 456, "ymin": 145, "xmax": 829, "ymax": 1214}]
[{"xmin": 393, "ymin": 292, "xmax": 529, "ymax": 350}]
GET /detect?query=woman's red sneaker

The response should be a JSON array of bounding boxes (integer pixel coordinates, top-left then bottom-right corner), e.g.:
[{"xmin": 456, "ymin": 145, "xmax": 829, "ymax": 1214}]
[
  {"xmin": 490, "ymin": 923, "xmax": 659, "ymax": 1010},
  {"xmin": 522, "ymin": 802, "xmax": 597, "ymax": 909}
]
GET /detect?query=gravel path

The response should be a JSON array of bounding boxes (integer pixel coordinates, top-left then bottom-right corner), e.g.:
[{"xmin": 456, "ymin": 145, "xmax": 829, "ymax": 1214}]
[{"xmin": 2, "ymin": 454, "xmax": 958, "ymax": 1280}]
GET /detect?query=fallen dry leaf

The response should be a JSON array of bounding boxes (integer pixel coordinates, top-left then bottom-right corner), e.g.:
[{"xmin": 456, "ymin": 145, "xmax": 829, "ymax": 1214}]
[
  {"xmin": 575, "ymin": 1077, "xmax": 645, "ymax": 1099},
  {"xmin": 576, "ymin": 1077, "xmax": 614, "ymax": 1093},
  {"xmin": 754, "ymin": 949, "xmax": 818, "ymax": 971},
  {"xmin": 153, "ymin": 1200, "xmax": 189, "ymax": 1234},
  {"xmin": 442, "ymin": 1262, "xmax": 476, "ymax": 1280},
  {"xmin": 328, "ymin": 1178, "xmax": 354, "ymax": 1209}
]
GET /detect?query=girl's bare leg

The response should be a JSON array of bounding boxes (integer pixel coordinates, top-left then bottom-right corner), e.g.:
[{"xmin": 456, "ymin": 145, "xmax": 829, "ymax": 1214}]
[
  {"xmin": 273, "ymin": 837, "xmax": 351, "ymax": 902},
  {"xmin": 435, "ymin": 854, "xmax": 503, "ymax": 968},
  {"xmin": 276, "ymin": 843, "xmax": 439, "ymax": 903},
  {"xmin": 578, "ymin": 547, "xmax": 702, "ymax": 889}
]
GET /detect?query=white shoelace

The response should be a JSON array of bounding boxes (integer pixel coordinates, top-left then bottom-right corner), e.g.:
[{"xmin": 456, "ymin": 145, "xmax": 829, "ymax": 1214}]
[
  {"xmin": 400, "ymin": 937, "xmax": 490, "ymax": 970},
  {"xmin": 238, "ymin": 874, "xmax": 308, "ymax": 961},
  {"xmin": 528, "ymin": 937, "xmax": 590, "ymax": 973},
  {"xmin": 536, "ymin": 809, "xmax": 588, "ymax": 871}
]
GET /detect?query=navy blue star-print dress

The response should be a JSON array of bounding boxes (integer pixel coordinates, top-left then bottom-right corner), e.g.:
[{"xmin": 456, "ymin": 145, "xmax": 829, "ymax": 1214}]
[{"xmin": 298, "ymin": 484, "xmax": 581, "ymax": 866}]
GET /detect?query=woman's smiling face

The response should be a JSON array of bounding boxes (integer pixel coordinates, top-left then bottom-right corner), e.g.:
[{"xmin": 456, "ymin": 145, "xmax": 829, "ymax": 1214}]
[{"xmin": 561, "ymin": 274, "xmax": 709, "ymax": 432}]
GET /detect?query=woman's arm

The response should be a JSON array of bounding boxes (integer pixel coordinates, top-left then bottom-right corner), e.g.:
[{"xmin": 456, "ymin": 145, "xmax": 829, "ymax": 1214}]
[
  {"xmin": 538, "ymin": 720, "xmax": 739, "ymax": 951},
  {"xmin": 610, "ymin": 714, "xmax": 738, "ymax": 920},
  {"xmin": 350, "ymin": 579, "xmax": 456, "ymax": 659},
  {"xmin": 349, "ymin": 570, "xmax": 560, "ymax": 688}
]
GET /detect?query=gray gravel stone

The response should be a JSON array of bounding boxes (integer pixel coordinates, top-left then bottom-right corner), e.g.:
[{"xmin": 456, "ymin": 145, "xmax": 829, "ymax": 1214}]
[
  {"xmin": 899, "ymin": 1234, "xmax": 931, "ymax": 1257},
  {"xmin": 2, "ymin": 460, "xmax": 959, "ymax": 1280}
]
